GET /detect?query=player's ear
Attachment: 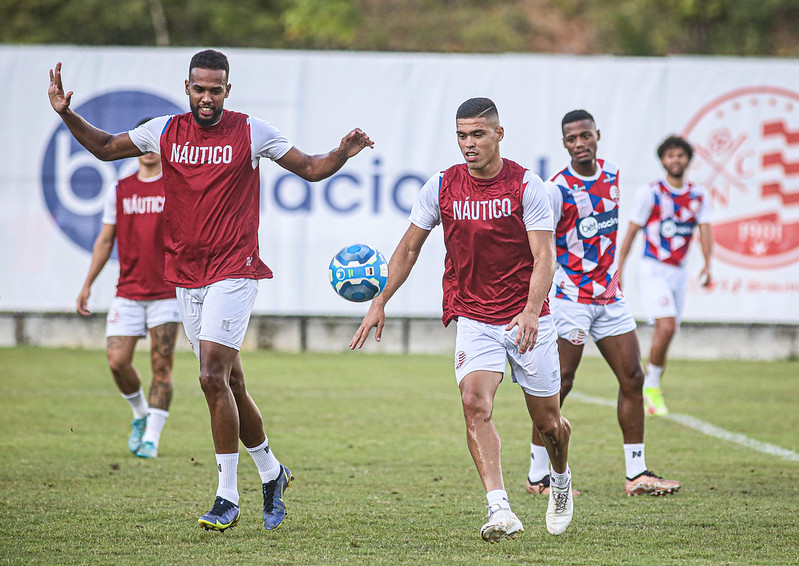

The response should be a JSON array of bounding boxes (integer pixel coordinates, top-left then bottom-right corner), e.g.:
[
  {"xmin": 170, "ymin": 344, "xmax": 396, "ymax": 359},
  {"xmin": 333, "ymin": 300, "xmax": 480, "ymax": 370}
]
[
  {"xmin": 225, "ymin": 83, "xmax": 231, "ymax": 98},
  {"xmin": 495, "ymin": 125, "xmax": 504, "ymax": 141},
  {"xmin": 596, "ymin": 128, "xmax": 601, "ymax": 141},
  {"xmin": 185, "ymin": 79, "xmax": 190, "ymax": 95}
]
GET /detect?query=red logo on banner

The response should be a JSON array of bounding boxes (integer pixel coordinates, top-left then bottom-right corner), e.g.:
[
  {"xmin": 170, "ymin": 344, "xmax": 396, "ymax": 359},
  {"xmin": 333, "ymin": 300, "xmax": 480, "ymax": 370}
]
[{"xmin": 683, "ymin": 86, "xmax": 799, "ymax": 269}]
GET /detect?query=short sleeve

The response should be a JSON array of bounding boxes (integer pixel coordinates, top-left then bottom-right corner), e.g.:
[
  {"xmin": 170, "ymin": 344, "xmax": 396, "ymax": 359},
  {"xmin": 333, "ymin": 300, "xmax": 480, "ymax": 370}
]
[
  {"xmin": 249, "ymin": 117, "xmax": 292, "ymax": 162},
  {"xmin": 628, "ymin": 184, "xmax": 655, "ymax": 226},
  {"xmin": 408, "ymin": 172, "xmax": 443, "ymax": 230},
  {"xmin": 128, "ymin": 116, "xmax": 171, "ymax": 154},
  {"xmin": 545, "ymin": 180, "xmax": 563, "ymax": 226},
  {"xmin": 101, "ymin": 184, "xmax": 117, "ymax": 225},
  {"xmin": 695, "ymin": 185, "xmax": 712, "ymax": 224},
  {"xmin": 522, "ymin": 172, "xmax": 554, "ymax": 231}
]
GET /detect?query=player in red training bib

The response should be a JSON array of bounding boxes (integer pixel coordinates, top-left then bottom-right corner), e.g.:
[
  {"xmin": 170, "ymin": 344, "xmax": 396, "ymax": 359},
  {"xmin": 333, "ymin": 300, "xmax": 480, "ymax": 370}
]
[
  {"xmin": 524, "ymin": 110, "xmax": 681, "ymax": 498},
  {"xmin": 351, "ymin": 98, "xmax": 574, "ymax": 541},
  {"xmin": 76, "ymin": 119, "xmax": 180, "ymax": 460},
  {"xmin": 50, "ymin": 50, "xmax": 373, "ymax": 533},
  {"xmin": 617, "ymin": 135, "xmax": 713, "ymax": 416}
]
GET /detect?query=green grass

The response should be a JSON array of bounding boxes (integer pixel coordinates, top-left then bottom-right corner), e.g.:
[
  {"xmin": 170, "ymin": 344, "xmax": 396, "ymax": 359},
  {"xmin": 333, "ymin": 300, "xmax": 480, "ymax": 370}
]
[{"xmin": 1, "ymin": 347, "xmax": 798, "ymax": 565}]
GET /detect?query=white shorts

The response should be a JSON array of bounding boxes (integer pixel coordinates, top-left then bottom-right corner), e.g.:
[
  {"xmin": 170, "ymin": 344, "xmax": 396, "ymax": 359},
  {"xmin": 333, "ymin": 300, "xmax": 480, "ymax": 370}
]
[
  {"xmin": 105, "ymin": 296, "xmax": 181, "ymax": 338},
  {"xmin": 638, "ymin": 257, "xmax": 687, "ymax": 323},
  {"xmin": 453, "ymin": 315, "xmax": 560, "ymax": 398},
  {"xmin": 550, "ymin": 296, "xmax": 637, "ymax": 345},
  {"xmin": 176, "ymin": 278, "xmax": 258, "ymax": 357}
]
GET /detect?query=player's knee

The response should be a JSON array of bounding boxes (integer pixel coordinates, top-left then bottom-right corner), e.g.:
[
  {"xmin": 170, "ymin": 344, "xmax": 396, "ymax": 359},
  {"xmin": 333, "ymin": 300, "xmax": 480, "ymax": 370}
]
[
  {"xmin": 620, "ymin": 365, "xmax": 645, "ymax": 393},
  {"xmin": 560, "ymin": 371, "xmax": 576, "ymax": 395},
  {"xmin": 107, "ymin": 356, "xmax": 133, "ymax": 375},
  {"xmin": 198, "ymin": 370, "xmax": 227, "ymax": 395},
  {"xmin": 460, "ymin": 389, "xmax": 493, "ymax": 422}
]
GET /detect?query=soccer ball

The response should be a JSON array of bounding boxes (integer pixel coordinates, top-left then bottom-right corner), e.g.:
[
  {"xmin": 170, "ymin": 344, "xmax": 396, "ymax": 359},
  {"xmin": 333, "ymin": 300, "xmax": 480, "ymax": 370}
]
[{"xmin": 328, "ymin": 244, "xmax": 389, "ymax": 302}]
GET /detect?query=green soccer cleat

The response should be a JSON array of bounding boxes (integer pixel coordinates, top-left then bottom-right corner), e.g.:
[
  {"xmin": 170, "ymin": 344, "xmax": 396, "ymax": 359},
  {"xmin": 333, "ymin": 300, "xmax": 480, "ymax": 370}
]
[
  {"xmin": 128, "ymin": 417, "xmax": 147, "ymax": 454},
  {"xmin": 643, "ymin": 387, "xmax": 669, "ymax": 416}
]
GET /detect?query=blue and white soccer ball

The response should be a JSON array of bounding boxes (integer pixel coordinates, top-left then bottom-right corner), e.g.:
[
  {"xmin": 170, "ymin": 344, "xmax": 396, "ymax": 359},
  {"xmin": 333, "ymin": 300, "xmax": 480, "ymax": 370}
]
[{"xmin": 328, "ymin": 244, "xmax": 389, "ymax": 302}]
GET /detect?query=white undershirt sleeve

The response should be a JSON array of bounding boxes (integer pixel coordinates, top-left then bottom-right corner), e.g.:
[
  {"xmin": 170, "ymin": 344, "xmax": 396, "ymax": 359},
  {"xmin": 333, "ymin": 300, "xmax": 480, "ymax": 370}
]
[
  {"xmin": 101, "ymin": 184, "xmax": 117, "ymax": 225},
  {"xmin": 408, "ymin": 173, "xmax": 443, "ymax": 230},
  {"xmin": 522, "ymin": 172, "xmax": 554, "ymax": 232},
  {"xmin": 249, "ymin": 117, "xmax": 293, "ymax": 163},
  {"xmin": 128, "ymin": 115, "xmax": 171, "ymax": 154}
]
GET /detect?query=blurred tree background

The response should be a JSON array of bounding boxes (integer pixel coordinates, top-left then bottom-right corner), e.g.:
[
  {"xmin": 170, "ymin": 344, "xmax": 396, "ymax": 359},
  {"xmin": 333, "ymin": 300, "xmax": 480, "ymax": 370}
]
[{"xmin": 1, "ymin": 0, "xmax": 798, "ymax": 56}]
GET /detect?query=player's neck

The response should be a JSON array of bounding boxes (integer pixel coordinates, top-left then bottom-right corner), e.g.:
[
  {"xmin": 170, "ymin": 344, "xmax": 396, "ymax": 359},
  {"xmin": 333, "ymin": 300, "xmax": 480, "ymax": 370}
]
[
  {"xmin": 665, "ymin": 174, "xmax": 684, "ymax": 189},
  {"xmin": 570, "ymin": 159, "xmax": 597, "ymax": 178},
  {"xmin": 468, "ymin": 156, "xmax": 504, "ymax": 180},
  {"xmin": 137, "ymin": 164, "xmax": 162, "ymax": 181}
]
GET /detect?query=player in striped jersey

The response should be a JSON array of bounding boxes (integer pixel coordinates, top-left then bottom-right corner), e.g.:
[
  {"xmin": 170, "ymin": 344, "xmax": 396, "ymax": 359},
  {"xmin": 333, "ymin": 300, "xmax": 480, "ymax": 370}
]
[
  {"xmin": 525, "ymin": 110, "xmax": 681, "ymax": 497},
  {"xmin": 617, "ymin": 135, "xmax": 713, "ymax": 416}
]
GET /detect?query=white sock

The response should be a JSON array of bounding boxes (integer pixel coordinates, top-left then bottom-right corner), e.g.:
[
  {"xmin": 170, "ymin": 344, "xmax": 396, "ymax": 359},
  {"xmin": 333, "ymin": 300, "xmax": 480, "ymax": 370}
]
[
  {"xmin": 644, "ymin": 363, "xmax": 664, "ymax": 389},
  {"xmin": 624, "ymin": 443, "xmax": 647, "ymax": 479},
  {"xmin": 215, "ymin": 453, "xmax": 239, "ymax": 505},
  {"xmin": 528, "ymin": 442, "xmax": 550, "ymax": 482},
  {"xmin": 486, "ymin": 489, "xmax": 511, "ymax": 510},
  {"xmin": 121, "ymin": 388, "xmax": 148, "ymax": 420},
  {"xmin": 550, "ymin": 465, "xmax": 572, "ymax": 488},
  {"xmin": 141, "ymin": 408, "xmax": 168, "ymax": 446},
  {"xmin": 246, "ymin": 438, "xmax": 281, "ymax": 483}
]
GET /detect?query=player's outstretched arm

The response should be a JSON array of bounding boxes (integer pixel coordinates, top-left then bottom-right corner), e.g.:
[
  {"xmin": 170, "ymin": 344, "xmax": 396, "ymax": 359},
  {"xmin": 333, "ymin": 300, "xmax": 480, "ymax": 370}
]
[
  {"xmin": 48, "ymin": 62, "xmax": 142, "ymax": 162},
  {"xmin": 349, "ymin": 224, "xmax": 430, "ymax": 350},
  {"xmin": 76, "ymin": 223, "xmax": 116, "ymax": 316},
  {"xmin": 276, "ymin": 128, "xmax": 373, "ymax": 182}
]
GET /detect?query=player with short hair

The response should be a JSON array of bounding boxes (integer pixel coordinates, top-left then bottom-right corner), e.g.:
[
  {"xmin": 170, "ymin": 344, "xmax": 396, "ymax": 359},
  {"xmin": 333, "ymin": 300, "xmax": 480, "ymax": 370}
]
[
  {"xmin": 525, "ymin": 110, "xmax": 681, "ymax": 497},
  {"xmin": 351, "ymin": 97, "xmax": 574, "ymax": 541},
  {"xmin": 77, "ymin": 121, "xmax": 179, "ymax": 459},
  {"xmin": 617, "ymin": 135, "xmax": 713, "ymax": 416},
  {"xmin": 50, "ymin": 49, "xmax": 373, "ymax": 532}
]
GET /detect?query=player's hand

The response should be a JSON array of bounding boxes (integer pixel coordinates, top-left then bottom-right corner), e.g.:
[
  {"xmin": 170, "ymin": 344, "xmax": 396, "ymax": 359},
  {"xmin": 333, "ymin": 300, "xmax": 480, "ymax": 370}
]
[
  {"xmin": 349, "ymin": 300, "xmax": 386, "ymax": 350},
  {"xmin": 76, "ymin": 286, "xmax": 91, "ymax": 316},
  {"xmin": 339, "ymin": 128, "xmax": 374, "ymax": 158},
  {"xmin": 507, "ymin": 308, "xmax": 540, "ymax": 355},
  {"xmin": 49, "ymin": 62, "xmax": 73, "ymax": 114},
  {"xmin": 699, "ymin": 267, "xmax": 712, "ymax": 287}
]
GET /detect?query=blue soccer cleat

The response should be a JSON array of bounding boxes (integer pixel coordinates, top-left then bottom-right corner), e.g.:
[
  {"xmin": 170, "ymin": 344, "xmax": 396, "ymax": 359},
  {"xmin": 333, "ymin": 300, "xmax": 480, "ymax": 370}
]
[
  {"xmin": 262, "ymin": 465, "xmax": 294, "ymax": 531},
  {"xmin": 128, "ymin": 417, "xmax": 147, "ymax": 454},
  {"xmin": 136, "ymin": 440, "xmax": 158, "ymax": 459},
  {"xmin": 198, "ymin": 497, "xmax": 240, "ymax": 531}
]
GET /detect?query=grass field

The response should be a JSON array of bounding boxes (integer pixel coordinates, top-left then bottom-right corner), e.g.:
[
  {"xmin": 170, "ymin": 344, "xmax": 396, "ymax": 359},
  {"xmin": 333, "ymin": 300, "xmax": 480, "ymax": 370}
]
[{"xmin": 1, "ymin": 346, "xmax": 798, "ymax": 565}]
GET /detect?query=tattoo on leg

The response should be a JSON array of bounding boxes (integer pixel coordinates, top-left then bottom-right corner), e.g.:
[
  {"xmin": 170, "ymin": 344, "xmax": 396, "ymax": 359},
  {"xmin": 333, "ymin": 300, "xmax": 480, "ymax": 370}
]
[{"xmin": 152, "ymin": 323, "xmax": 179, "ymax": 358}]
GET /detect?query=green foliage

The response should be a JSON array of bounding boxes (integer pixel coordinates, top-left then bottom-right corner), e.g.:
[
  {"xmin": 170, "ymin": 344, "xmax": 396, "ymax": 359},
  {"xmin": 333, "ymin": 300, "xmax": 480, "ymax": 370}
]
[
  {"xmin": 1, "ymin": 0, "xmax": 797, "ymax": 55},
  {"xmin": 2, "ymin": 347, "xmax": 799, "ymax": 565}
]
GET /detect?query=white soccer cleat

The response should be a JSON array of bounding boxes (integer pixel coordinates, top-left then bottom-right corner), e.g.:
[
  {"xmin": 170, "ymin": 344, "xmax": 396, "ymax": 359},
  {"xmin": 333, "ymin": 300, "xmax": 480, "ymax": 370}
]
[
  {"xmin": 546, "ymin": 480, "xmax": 574, "ymax": 535},
  {"xmin": 480, "ymin": 505, "xmax": 524, "ymax": 543}
]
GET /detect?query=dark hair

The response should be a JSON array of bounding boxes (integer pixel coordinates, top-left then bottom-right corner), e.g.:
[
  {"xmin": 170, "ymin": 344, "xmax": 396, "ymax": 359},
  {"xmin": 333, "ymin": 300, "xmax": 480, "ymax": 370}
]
[
  {"xmin": 189, "ymin": 49, "xmax": 229, "ymax": 80},
  {"xmin": 456, "ymin": 97, "xmax": 499, "ymax": 122},
  {"xmin": 136, "ymin": 117, "xmax": 154, "ymax": 128},
  {"xmin": 657, "ymin": 135, "xmax": 694, "ymax": 160},
  {"xmin": 562, "ymin": 109, "xmax": 595, "ymax": 130}
]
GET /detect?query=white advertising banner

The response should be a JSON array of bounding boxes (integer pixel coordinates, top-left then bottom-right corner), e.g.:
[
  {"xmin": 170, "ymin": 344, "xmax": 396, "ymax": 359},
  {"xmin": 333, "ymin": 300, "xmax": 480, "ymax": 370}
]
[{"xmin": 2, "ymin": 46, "xmax": 798, "ymax": 323}]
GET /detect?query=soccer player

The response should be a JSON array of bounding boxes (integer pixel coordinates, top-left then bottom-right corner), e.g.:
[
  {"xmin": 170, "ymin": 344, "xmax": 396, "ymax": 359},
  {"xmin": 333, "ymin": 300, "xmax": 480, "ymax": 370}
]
[
  {"xmin": 49, "ymin": 49, "xmax": 373, "ymax": 532},
  {"xmin": 524, "ymin": 110, "xmax": 681, "ymax": 497},
  {"xmin": 77, "ymin": 125, "xmax": 179, "ymax": 459},
  {"xmin": 351, "ymin": 97, "xmax": 574, "ymax": 541},
  {"xmin": 617, "ymin": 135, "xmax": 713, "ymax": 416}
]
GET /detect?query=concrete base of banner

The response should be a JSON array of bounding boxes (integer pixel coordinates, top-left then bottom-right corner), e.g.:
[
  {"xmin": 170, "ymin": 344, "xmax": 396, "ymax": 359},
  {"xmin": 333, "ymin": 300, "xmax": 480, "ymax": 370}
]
[{"xmin": 0, "ymin": 312, "xmax": 797, "ymax": 361}]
